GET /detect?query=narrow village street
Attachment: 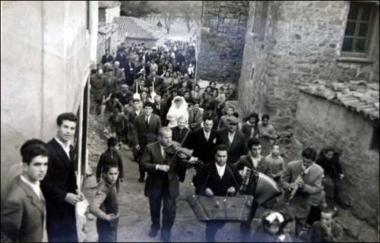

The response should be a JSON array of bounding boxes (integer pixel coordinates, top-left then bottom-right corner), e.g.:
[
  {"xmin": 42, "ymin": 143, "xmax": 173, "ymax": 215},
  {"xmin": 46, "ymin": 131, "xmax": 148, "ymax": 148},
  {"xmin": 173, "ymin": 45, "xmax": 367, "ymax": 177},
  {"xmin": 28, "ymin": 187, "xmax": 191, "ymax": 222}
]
[
  {"xmin": 81, "ymin": 111, "xmax": 360, "ymax": 242},
  {"xmin": 2, "ymin": 1, "xmax": 379, "ymax": 243},
  {"xmin": 82, "ymin": 113, "xmax": 261, "ymax": 242}
]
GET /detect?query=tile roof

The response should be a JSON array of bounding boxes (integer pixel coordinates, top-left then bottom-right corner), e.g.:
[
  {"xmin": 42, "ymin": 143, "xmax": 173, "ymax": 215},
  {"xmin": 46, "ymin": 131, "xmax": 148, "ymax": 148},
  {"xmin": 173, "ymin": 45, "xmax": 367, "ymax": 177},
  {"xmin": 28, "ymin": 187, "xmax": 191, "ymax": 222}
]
[
  {"xmin": 298, "ymin": 79, "xmax": 379, "ymax": 120},
  {"xmin": 114, "ymin": 16, "xmax": 160, "ymax": 41},
  {"xmin": 98, "ymin": 1, "xmax": 121, "ymax": 9}
]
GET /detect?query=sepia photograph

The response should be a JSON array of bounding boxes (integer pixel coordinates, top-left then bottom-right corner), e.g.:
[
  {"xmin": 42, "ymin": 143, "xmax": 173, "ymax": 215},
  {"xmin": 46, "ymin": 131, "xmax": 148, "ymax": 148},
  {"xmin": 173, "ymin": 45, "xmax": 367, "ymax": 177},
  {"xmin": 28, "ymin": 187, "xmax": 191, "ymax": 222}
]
[{"xmin": 1, "ymin": 1, "xmax": 379, "ymax": 242}]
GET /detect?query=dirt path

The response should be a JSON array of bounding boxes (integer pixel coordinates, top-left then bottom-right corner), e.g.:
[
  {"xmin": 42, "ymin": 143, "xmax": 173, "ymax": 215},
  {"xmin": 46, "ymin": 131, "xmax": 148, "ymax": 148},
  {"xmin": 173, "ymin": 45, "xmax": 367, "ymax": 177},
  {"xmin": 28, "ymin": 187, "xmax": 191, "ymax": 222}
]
[
  {"xmin": 83, "ymin": 114, "xmax": 246, "ymax": 242},
  {"xmin": 82, "ymin": 112, "xmax": 361, "ymax": 242}
]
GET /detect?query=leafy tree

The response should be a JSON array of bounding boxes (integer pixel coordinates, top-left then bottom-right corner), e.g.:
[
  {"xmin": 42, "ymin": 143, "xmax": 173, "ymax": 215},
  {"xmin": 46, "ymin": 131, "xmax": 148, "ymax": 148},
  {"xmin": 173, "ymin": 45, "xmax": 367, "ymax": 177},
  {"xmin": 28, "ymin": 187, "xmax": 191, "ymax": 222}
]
[{"xmin": 120, "ymin": 1, "xmax": 159, "ymax": 17}]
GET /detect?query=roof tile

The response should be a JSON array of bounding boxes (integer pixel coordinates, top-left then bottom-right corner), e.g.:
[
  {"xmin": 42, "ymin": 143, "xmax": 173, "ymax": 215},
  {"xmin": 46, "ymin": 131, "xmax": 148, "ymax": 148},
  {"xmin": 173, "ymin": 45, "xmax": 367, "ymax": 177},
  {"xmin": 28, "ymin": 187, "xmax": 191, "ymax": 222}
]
[
  {"xmin": 114, "ymin": 17, "xmax": 160, "ymax": 40},
  {"xmin": 298, "ymin": 79, "xmax": 379, "ymax": 120}
]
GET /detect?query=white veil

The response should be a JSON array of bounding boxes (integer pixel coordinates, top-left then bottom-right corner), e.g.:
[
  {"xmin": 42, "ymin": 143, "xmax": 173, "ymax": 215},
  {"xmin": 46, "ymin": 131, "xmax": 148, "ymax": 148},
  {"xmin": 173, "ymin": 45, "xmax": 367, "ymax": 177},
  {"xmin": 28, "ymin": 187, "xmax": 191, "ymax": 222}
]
[{"xmin": 166, "ymin": 96, "xmax": 189, "ymax": 127}]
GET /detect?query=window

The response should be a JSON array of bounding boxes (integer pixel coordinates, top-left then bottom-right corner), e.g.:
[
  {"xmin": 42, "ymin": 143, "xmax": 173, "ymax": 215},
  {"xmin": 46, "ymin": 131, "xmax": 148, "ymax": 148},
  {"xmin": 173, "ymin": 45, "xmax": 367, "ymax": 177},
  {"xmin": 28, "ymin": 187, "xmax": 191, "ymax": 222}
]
[{"xmin": 342, "ymin": 1, "xmax": 377, "ymax": 56}]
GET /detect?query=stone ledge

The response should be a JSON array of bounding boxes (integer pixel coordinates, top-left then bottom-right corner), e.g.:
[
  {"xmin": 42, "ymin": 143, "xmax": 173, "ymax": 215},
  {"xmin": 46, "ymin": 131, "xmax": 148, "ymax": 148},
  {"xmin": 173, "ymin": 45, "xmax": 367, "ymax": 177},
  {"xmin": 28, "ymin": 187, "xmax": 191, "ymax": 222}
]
[{"xmin": 337, "ymin": 56, "xmax": 373, "ymax": 64}]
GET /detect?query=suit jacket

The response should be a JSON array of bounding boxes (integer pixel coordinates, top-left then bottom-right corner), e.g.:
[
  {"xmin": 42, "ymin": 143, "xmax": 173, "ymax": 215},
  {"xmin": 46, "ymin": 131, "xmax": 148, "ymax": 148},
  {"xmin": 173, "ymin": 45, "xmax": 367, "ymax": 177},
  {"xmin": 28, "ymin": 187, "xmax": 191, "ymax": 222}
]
[
  {"xmin": 184, "ymin": 128, "xmax": 218, "ymax": 164},
  {"xmin": 1, "ymin": 176, "xmax": 47, "ymax": 242},
  {"xmin": 133, "ymin": 113, "xmax": 161, "ymax": 148},
  {"xmin": 101, "ymin": 54, "xmax": 114, "ymax": 64},
  {"xmin": 40, "ymin": 138, "xmax": 78, "ymax": 242},
  {"xmin": 153, "ymin": 101, "xmax": 166, "ymax": 123},
  {"xmin": 188, "ymin": 107, "xmax": 203, "ymax": 130},
  {"xmin": 216, "ymin": 129, "xmax": 247, "ymax": 164},
  {"xmin": 281, "ymin": 160, "xmax": 324, "ymax": 195},
  {"xmin": 171, "ymin": 126, "xmax": 190, "ymax": 144},
  {"xmin": 241, "ymin": 122, "xmax": 260, "ymax": 141},
  {"xmin": 192, "ymin": 163, "xmax": 242, "ymax": 196},
  {"xmin": 232, "ymin": 154, "xmax": 266, "ymax": 173},
  {"xmin": 125, "ymin": 109, "xmax": 142, "ymax": 147},
  {"xmin": 141, "ymin": 142, "xmax": 188, "ymax": 198}
]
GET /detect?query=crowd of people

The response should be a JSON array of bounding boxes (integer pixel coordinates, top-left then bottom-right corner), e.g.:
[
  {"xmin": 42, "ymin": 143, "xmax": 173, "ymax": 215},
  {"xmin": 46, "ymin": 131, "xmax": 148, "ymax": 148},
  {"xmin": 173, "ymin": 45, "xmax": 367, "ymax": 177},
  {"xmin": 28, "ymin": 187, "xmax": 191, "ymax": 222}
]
[{"xmin": 0, "ymin": 39, "xmax": 347, "ymax": 243}]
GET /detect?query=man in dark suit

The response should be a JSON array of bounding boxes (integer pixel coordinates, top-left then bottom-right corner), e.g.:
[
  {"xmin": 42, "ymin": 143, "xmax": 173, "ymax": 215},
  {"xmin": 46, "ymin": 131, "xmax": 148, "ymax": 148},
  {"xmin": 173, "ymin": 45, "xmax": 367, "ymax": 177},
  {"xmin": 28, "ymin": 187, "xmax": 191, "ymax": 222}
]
[
  {"xmin": 101, "ymin": 49, "xmax": 114, "ymax": 64},
  {"xmin": 188, "ymin": 101, "xmax": 203, "ymax": 131},
  {"xmin": 125, "ymin": 99, "xmax": 143, "ymax": 150},
  {"xmin": 1, "ymin": 139, "xmax": 49, "ymax": 242},
  {"xmin": 41, "ymin": 113, "xmax": 85, "ymax": 242},
  {"xmin": 115, "ymin": 50, "xmax": 127, "ymax": 70},
  {"xmin": 153, "ymin": 94, "xmax": 166, "ymax": 123},
  {"xmin": 192, "ymin": 144, "xmax": 242, "ymax": 242},
  {"xmin": 216, "ymin": 116, "xmax": 247, "ymax": 164},
  {"xmin": 171, "ymin": 116, "xmax": 190, "ymax": 144},
  {"xmin": 184, "ymin": 115, "xmax": 218, "ymax": 165},
  {"xmin": 125, "ymin": 59, "xmax": 136, "ymax": 86},
  {"xmin": 141, "ymin": 127, "xmax": 195, "ymax": 242},
  {"xmin": 133, "ymin": 102, "xmax": 162, "ymax": 182}
]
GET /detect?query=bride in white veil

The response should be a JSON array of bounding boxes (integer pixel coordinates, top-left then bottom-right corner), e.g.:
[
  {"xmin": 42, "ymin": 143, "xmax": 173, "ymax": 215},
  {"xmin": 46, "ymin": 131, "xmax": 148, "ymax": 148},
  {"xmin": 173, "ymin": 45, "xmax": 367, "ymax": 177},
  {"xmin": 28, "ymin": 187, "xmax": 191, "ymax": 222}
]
[{"xmin": 166, "ymin": 96, "xmax": 189, "ymax": 128}]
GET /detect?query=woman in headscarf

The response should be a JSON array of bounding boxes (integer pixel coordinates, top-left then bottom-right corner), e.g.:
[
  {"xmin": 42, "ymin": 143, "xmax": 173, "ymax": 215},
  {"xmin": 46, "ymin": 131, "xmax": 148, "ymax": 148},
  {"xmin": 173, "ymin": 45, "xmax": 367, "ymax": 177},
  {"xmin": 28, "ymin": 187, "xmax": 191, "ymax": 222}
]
[{"xmin": 166, "ymin": 96, "xmax": 189, "ymax": 128}]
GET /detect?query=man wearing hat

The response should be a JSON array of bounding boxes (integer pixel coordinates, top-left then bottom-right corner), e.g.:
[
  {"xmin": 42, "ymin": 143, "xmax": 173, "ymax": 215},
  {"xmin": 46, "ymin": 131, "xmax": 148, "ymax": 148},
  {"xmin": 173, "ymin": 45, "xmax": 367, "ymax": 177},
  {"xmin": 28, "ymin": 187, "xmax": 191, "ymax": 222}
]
[
  {"xmin": 216, "ymin": 115, "xmax": 247, "ymax": 164},
  {"xmin": 132, "ymin": 102, "xmax": 162, "ymax": 182}
]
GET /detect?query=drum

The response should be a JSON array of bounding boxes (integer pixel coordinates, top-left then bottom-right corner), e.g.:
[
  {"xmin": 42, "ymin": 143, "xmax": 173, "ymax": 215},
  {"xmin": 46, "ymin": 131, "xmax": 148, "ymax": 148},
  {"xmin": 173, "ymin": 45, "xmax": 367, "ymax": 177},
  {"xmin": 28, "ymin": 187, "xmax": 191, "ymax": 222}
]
[
  {"xmin": 245, "ymin": 171, "xmax": 281, "ymax": 204},
  {"xmin": 186, "ymin": 194, "xmax": 254, "ymax": 222}
]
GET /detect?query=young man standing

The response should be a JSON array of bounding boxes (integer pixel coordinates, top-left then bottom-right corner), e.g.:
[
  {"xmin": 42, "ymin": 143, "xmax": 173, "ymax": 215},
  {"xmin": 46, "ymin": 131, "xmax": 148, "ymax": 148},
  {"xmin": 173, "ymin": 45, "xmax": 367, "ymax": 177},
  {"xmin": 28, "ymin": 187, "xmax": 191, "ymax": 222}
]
[
  {"xmin": 133, "ymin": 102, "xmax": 162, "ymax": 182},
  {"xmin": 1, "ymin": 139, "xmax": 49, "ymax": 242},
  {"xmin": 41, "ymin": 112, "xmax": 85, "ymax": 242},
  {"xmin": 185, "ymin": 115, "xmax": 218, "ymax": 165},
  {"xmin": 281, "ymin": 147, "xmax": 325, "ymax": 236}
]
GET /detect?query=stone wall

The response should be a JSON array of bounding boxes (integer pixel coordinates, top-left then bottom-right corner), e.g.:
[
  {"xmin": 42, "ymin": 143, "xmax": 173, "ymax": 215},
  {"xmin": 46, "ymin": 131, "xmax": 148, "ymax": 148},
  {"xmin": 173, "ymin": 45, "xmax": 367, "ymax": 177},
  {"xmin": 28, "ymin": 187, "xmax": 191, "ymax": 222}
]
[
  {"xmin": 237, "ymin": 1, "xmax": 379, "ymax": 232},
  {"xmin": 239, "ymin": 1, "xmax": 379, "ymax": 129},
  {"xmin": 197, "ymin": 1, "xmax": 249, "ymax": 83},
  {"xmin": 294, "ymin": 92, "xmax": 379, "ymax": 232}
]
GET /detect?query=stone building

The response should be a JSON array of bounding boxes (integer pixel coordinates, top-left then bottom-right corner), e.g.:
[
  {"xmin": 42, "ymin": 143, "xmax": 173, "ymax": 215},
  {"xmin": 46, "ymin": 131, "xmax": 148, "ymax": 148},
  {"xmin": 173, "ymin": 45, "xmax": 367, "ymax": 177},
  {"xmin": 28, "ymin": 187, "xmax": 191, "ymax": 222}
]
[
  {"xmin": 238, "ymin": 1, "xmax": 379, "ymax": 125},
  {"xmin": 197, "ymin": 1, "xmax": 379, "ymax": 240},
  {"xmin": 196, "ymin": 1, "xmax": 249, "ymax": 83},
  {"xmin": 115, "ymin": 16, "xmax": 160, "ymax": 48},
  {"xmin": 295, "ymin": 80, "xmax": 378, "ymax": 240},
  {"xmin": 98, "ymin": 1, "xmax": 121, "ymax": 24},
  {"xmin": 1, "ymin": 1, "xmax": 98, "ymax": 201},
  {"xmin": 97, "ymin": 1, "xmax": 121, "ymax": 61}
]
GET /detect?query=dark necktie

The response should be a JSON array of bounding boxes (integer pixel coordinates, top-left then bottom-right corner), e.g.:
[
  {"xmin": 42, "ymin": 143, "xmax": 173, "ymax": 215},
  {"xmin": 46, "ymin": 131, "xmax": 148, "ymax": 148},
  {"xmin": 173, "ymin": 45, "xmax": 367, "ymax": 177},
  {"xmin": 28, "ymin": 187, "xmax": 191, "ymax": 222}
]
[
  {"xmin": 145, "ymin": 117, "xmax": 149, "ymax": 127},
  {"xmin": 69, "ymin": 145, "xmax": 74, "ymax": 161}
]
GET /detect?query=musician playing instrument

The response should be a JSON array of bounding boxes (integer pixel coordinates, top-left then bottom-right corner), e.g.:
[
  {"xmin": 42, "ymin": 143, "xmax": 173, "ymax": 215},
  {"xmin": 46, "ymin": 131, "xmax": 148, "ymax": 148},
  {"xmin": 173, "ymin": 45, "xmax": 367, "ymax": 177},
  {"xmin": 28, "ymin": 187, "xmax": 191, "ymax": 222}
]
[
  {"xmin": 192, "ymin": 144, "xmax": 242, "ymax": 242},
  {"xmin": 280, "ymin": 147, "xmax": 325, "ymax": 235},
  {"xmin": 141, "ymin": 127, "xmax": 198, "ymax": 242},
  {"xmin": 232, "ymin": 138, "xmax": 265, "ymax": 242}
]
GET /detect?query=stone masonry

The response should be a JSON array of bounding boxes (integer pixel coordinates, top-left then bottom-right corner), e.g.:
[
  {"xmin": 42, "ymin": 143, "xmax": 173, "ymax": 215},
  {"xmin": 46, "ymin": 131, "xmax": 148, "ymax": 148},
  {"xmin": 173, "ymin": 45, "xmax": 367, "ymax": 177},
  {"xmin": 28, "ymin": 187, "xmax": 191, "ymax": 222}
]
[
  {"xmin": 239, "ymin": 1, "xmax": 379, "ymax": 126},
  {"xmin": 196, "ymin": 1, "xmax": 249, "ymax": 83},
  {"xmin": 233, "ymin": 1, "xmax": 379, "ymax": 238},
  {"xmin": 295, "ymin": 92, "xmax": 379, "ymax": 228}
]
